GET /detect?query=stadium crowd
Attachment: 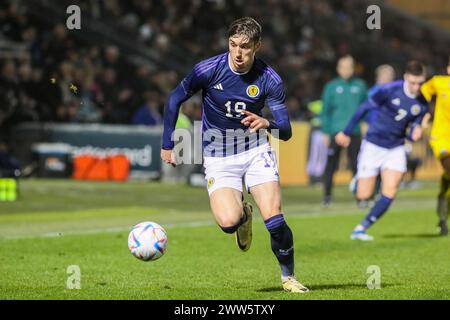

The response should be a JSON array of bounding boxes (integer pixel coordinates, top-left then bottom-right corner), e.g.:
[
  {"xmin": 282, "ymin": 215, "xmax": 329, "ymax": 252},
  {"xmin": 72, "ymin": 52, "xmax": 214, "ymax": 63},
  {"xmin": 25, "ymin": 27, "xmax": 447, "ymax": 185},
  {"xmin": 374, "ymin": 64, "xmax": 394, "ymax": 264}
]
[{"xmin": 0, "ymin": 0, "xmax": 448, "ymax": 133}]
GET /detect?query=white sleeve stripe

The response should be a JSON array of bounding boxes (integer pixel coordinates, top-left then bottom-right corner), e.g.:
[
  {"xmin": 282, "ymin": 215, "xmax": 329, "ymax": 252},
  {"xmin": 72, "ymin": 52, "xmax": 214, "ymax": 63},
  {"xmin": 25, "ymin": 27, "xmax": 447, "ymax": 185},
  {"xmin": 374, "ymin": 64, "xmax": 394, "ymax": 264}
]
[
  {"xmin": 181, "ymin": 80, "xmax": 189, "ymax": 95},
  {"xmin": 269, "ymin": 104, "xmax": 286, "ymax": 111}
]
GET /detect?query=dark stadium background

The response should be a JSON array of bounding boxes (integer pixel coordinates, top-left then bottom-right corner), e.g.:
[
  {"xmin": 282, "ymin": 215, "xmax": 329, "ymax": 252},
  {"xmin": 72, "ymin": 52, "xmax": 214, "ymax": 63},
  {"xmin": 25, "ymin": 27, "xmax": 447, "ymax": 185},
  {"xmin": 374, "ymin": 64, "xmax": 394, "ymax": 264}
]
[
  {"xmin": 1, "ymin": 0, "xmax": 449, "ymax": 183},
  {"xmin": 1, "ymin": 0, "xmax": 450, "ymax": 302},
  {"xmin": 1, "ymin": 0, "xmax": 448, "ymax": 131}
]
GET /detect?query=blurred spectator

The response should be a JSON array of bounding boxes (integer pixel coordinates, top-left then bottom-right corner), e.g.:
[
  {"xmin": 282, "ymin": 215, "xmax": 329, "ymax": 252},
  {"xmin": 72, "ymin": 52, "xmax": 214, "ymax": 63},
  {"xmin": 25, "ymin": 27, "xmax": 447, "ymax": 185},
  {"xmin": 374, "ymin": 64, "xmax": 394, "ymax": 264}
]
[
  {"xmin": 321, "ymin": 55, "xmax": 368, "ymax": 207},
  {"xmin": 102, "ymin": 45, "xmax": 128, "ymax": 80},
  {"xmin": 132, "ymin": 91, "xmax": 163, "ymax": 126},
  {"xmin": 0, "ymin": 60, "xmax": 20, "ymax": 124},
  {"xmin": 0, "ymin": 0, "xmax": 447, "ymax": 132},
  {"xmin": 306, "ymin": 100, "xmax": 328, "ymax": 184},
  {"xmin": 369, "ymin": 64, "xmax": 396, "ymax": 96},
  {"xmin": 42, "ymin": 24, "xmax": 76, "ymax": 66},
  {"xmin": 286, "ymin": 97, "xmax": 302, "ymax": 120}
]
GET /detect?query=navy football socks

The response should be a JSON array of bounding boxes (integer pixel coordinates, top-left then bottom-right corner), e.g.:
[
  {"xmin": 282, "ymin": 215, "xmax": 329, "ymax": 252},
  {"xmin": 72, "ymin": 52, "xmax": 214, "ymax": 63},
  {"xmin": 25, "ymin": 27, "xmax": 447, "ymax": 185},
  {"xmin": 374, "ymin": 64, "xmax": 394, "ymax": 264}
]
[
  {"xmin": 265, "ymin": 214, "xmax": 295, "ymax": 279},
  {"xmin": 361, "ymin": 194, "xmax": 393, "ymax": 229}
]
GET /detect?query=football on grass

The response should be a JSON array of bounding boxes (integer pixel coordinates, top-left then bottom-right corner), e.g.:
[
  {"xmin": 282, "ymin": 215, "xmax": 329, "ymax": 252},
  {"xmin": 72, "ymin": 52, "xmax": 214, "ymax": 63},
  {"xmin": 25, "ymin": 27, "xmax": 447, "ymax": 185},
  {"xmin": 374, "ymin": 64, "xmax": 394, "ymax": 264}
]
[{"xmin": 128, "ymin": 221, "xmax": 167, "ymax": 261}]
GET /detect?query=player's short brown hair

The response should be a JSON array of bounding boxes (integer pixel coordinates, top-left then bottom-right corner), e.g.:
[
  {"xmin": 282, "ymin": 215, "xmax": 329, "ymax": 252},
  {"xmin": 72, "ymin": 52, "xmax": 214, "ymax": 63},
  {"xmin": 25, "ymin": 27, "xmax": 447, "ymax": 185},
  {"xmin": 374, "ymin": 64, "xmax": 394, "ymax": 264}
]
[
  {"xmin": 227, "ymin": 17, "xmax": 262, "ymax": 44},
  {"xmin": 405, "ymin": 60, "xmax": 426, "ymax": 76}
]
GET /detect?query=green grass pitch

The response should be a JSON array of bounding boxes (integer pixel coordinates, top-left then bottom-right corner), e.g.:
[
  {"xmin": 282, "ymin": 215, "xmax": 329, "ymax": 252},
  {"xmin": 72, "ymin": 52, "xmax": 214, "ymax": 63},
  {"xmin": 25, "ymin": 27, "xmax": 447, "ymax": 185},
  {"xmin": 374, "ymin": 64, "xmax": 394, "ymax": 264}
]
[{"xmin": 0, "ymin": 179, "xmax": 449, "ymax": 299}]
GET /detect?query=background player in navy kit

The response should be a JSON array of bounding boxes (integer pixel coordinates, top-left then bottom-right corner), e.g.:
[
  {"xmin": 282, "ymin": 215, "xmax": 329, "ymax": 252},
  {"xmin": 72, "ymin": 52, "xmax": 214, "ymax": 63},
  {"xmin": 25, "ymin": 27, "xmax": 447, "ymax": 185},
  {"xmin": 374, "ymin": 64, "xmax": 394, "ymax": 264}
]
[
  {"xmin": 160, "ymin": 17, "xmax": 308, "ymax": 293},
  {"xmin": 350, "ymin": 64, "xmax": 397, "ymax": 207},
  {"xmin": 335, "ymin": 61, "xmax": 429, "ymax": 241}
]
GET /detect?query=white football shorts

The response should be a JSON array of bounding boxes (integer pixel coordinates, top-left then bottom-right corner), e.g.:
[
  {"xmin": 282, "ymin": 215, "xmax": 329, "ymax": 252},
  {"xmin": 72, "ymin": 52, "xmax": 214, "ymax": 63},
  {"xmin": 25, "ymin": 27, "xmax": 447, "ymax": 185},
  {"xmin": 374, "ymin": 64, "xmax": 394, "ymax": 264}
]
[
  {"xmin": 357, "ymin": 140, "xmax": 407, "ymax": 179},
  {"xmin": 203, "ymin": 143, "xmax": 280, "ymax": 195}
]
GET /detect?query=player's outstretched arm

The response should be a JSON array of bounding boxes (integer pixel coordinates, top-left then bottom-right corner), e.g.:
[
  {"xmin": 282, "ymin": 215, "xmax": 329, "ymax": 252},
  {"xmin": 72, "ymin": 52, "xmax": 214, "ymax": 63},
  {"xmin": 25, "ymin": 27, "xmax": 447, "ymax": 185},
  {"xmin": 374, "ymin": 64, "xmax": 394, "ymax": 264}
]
[
  {"xmin": 160, "ymin": 85, "xmax": 188, "ymax": 167},
  {"xmin": 420, "ymin": 112, "xmax": 431, "ymax": 129},
  {"xmin": 161, "ymin": 64, "xmax": 207, "ymax": 166},
  {"xmin": 406, "ymin": 110, "xmax": 429, "ymax": 143},
  {"xmin": 161, "ymin": 84, "xmax": 191, "ymax": 152},
  {"xmin": 335, "ymin": 131, "xmax": 351, "ymax": 148},
  {"xmin": 267, "ymin": 107, "xmax": 292, "ymax": 141},
  {"xmin": 410, "ymin": 125, "xmax": 423, "ymax": 142},
  {"xmin": 161, "ymin": 149, "xmax": 176, "ymax": 167},
  {"xmin": 265, "ymin": 79, "xmax": 292, "ymax": 141},
  {"xmin": 407, "ymin": 110, "xmax": 429, "ymax": 142},
  {"xmin": 341, "ymin": 99, "xmax": 376, "ymax": 138}
]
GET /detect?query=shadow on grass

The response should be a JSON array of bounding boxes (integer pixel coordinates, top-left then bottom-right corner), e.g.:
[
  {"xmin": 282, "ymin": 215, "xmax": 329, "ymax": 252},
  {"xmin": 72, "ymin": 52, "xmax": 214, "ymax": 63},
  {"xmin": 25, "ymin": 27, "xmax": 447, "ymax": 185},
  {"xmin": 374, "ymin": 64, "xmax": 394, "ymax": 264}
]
[
  {"xmin": 383, "ymin": 233, "xmax": 442, "ymax": 239},
  {"xmin": 257, "ymin": 283, "xmax": 398, "ymax": 292}
]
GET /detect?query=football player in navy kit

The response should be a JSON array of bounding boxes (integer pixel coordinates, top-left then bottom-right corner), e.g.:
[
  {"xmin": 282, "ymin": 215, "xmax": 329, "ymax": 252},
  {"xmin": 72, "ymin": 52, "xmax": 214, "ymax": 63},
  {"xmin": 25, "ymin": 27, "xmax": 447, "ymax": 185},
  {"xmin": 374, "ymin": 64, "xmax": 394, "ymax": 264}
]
[
  {"xmin": 335, "ymin": 61, "xmax": 429, "ymax": 241},
  {"xmin": 160, "ymin": 17, "xmax": 308, "ymax": 293}
]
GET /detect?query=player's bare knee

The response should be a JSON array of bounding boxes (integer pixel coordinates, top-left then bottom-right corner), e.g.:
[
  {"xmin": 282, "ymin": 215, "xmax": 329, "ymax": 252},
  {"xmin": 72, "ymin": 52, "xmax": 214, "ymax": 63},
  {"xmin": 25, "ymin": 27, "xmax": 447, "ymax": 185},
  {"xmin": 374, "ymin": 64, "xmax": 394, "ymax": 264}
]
[
  {"xmin": 217, "ymin": 216, "xmax": 240, "ymax": 227},
  {"xmin": 357, "ymin": 189, "xmax": 372, "ymax": 201},
  {"xmin": 216, "ymin": 213, "xmax": 243, "ymax": 233},
  {"xmin": 381, "ymin": 186, "xmax": 398, "ymax": 199},
  {"xmin": 218, "ymin": 221, "xmax": 240, "ymax": 233},
  {"xmin": 259, "ymin": 203, "xmax": 281, "ymax": 218}
]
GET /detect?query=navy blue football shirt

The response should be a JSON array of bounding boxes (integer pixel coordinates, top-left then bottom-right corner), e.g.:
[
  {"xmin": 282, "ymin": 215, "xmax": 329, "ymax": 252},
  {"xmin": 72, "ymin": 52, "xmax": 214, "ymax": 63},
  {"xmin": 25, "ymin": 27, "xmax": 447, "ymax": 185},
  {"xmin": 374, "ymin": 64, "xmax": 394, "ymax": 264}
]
[
  {"xmin": 162, "ymin": 52, "xmax": 292, "ymax": 157},
  {"xmin": 343, "ymin": 80, "xmax": 428, "ymax": 148}
]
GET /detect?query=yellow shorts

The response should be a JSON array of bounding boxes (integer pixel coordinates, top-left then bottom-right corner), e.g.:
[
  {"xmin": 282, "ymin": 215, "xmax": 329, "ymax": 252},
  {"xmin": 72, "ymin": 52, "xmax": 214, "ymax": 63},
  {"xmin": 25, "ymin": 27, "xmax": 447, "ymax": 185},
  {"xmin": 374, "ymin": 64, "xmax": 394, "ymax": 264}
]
[{"xmin": 430, "ymin": 136, "xmax": 450, "ymax": 160}]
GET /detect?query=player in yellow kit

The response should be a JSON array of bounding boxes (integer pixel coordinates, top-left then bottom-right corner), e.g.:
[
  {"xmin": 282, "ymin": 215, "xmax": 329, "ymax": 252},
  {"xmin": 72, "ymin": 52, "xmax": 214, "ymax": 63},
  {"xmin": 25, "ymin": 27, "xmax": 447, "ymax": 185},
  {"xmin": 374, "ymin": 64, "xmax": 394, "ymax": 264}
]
[{"xmin": 420, "ymin": 57, "xmax": 450, "ymax": 235}]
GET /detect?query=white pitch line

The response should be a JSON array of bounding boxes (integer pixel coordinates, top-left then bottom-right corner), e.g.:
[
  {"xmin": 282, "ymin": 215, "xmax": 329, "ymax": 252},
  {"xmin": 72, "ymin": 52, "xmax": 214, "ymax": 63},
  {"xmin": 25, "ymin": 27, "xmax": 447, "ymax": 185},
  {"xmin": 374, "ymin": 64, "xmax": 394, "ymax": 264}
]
[
  {"xmin": 0, "ymin": 204, "xmax": 432, "ymax": 241},
  {"xmin": 0, "ymin": 210, "xmax": 359, "ymax": 241},
  {"xmin": 0, "ymin": 220, "xmax": 215, "ymax": 241}
]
